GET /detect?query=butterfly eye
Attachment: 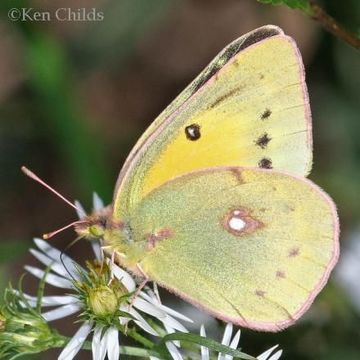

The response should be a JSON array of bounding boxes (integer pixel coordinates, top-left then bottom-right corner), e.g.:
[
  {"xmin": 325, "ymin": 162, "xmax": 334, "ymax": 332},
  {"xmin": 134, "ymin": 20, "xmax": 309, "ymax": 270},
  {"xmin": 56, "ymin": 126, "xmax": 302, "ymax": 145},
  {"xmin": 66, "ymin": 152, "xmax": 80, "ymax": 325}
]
[
  {"xmin": 89, "ymin": 224, "xmax": 105, "ymax": 237},
  {"xmin": 185, "ymin": 124, "xmax": 201, "ymax": 141}
]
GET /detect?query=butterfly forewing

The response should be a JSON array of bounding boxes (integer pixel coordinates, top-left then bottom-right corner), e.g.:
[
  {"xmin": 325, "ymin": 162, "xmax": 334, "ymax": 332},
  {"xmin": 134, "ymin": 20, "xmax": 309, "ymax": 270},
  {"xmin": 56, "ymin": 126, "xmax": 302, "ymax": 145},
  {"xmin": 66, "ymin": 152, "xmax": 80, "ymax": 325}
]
[{"xmin": 113, "ymin": 27, "xmax": 312, "ymax": 216}]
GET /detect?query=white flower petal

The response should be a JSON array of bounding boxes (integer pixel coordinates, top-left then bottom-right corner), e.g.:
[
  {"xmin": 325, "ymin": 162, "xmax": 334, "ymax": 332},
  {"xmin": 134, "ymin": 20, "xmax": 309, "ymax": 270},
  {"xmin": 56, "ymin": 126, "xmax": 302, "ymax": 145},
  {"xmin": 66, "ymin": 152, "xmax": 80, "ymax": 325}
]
[
  {"xmin": 268, "ymin": 350, "xmax": 282, "ymax": 360},
  {"xmin": 43, "ymin": 303, "xmax": 81, "ymax": 321},
  {"xmin": 111, "ymin": 263, "xmax": 136, "ymax": 291},
  {"xmin": 157, "ymin": 304, "xmax": 193, "ymax": 323},
  {"xmin": 160, "ymin": 315, "xmax": 188, "ymax": 333},
  {"xmin": 58, "ymin": 322, "xmax": 92, "ymax": 360},
  {"xmin": 229, "ymin": 330, "xmax": 241, "ymax": 349},
  {"xmin": 30, "ymin": 249, "xmax": 70, "ymax": 278},
  {"xmin": 224, "ymin": 329, "xmax": 241, "ymax": 360},
  {"xmin": 133, "ymin": 297, "xmax": 166, "ymax": 319},
  {"xmin": 74, "ymin": 200, "xmax": 87, "ymax": 220},
  {"xmin": 257, "ymin": 345, "xmax": 280, "ymax": 360},
  {"xmin": 221, "ymin": 323, "xmax": 233, "ymax": 346},
  {"xmin": 93, "ymin": 192, "xmax": 104, "ymax": 211},
  {"xmin": 134, "ymin": 319, "xmax": 158, "ymax": 337},
  {"xmin": 200, "ymin": 325, "xmax": 210, "ymax": 360},
  {"xmin": 40, "ymin": 295, "xmax": 78, "ymax": 306},
  {"xmin": 126, "ymin": 307, "xmax": 158, "ymax": 336},
  {"xmin": 25, "ymin": 265, "xmax": 73, "ymax": 289},
  {"xmin": 163, "ymin": 324, "xmax": 180, "ymax": 347},
  {"xmin": 92, "ymin": 326, "xmax": 107, "ymax": 360},
  {"xmin": 218, "ymin": 323, "xmax": 233, "ymax": 360},
  {"xmin": 33, "ymin": 238, "xmax": 81, "ymax": 278},
  {"xmin": 166, "ymin": 342, "xmax": 183, "ymax": 360},
  {"xmin": 105, "ymin": 327, "xmax": 120, "ymax": 360},
  {"xmin": 140, "ymin": 292, "xmax": 193, "ymax": 323},
  {"xmin": 91, "ymin": 240, "xmax": 103, "ymax": 261},
  {"xmin": 25, "ymin": 295, "xmax": 78, "ymax": 307}
]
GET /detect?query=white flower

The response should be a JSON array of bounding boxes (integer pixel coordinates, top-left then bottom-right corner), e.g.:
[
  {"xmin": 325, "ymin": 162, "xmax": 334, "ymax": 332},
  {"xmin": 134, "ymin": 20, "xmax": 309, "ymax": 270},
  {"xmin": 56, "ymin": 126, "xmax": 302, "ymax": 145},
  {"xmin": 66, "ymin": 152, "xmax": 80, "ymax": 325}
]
[
  {"xmin": 166, "ymin": 323, "xmax": 282, "ymax": 360},
  {"xmin": 24, "ymin": 194, "xmax": 193, "ymax": 359}
]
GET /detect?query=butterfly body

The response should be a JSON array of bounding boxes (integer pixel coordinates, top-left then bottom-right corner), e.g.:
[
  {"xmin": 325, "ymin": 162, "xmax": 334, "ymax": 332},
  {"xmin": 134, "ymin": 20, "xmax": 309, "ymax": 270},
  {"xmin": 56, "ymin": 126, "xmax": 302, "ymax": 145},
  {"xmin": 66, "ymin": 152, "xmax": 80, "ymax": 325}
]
[{"xmin": 78, "ymin": 25, "xmax": 339, "ymax": 332}]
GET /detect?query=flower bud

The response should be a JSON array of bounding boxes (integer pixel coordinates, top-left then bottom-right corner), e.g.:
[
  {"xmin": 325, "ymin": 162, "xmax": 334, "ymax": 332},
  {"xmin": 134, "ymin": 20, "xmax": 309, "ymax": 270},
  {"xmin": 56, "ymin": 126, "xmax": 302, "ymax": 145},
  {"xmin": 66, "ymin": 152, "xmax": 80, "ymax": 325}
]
[
  {"xmin": 0, "ymin": 293, "xmax": 61, "ymax": 357},
  {"xmin": 88, "ymin": 285, "xmax": 119, "ymax": 317}
]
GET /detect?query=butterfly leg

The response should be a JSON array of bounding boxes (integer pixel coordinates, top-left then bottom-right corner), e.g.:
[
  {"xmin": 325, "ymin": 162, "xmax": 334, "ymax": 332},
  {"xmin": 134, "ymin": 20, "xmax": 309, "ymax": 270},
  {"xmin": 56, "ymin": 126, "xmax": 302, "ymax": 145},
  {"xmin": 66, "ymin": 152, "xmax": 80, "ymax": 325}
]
[{"xmin": 124, "ymin": 264, "xmax": 149, "ymax": 333}]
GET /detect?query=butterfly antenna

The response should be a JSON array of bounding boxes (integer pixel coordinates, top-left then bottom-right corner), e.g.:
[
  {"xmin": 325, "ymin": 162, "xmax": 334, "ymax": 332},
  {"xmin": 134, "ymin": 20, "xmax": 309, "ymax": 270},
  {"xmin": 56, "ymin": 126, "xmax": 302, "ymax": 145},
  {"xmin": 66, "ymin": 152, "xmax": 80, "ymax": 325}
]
[
  {"xmin": 43, "ymin": 220, "xmax": 88, "ymax": 240},
  {"xmin": 22, "ymin": 166, "xmax": 88, "ymax": 240},
  {"xmin": 21, "ymin": 166, "xmax": 79, "ymax": 211}
]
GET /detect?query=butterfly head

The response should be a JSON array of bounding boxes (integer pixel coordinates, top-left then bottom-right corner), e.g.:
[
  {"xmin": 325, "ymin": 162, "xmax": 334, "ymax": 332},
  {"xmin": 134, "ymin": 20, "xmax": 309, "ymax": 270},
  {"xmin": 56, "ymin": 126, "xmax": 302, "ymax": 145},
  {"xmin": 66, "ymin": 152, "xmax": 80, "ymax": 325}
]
[{"xmin": 75, "ymin": 205, "xmax": 112, "ymax": 240}]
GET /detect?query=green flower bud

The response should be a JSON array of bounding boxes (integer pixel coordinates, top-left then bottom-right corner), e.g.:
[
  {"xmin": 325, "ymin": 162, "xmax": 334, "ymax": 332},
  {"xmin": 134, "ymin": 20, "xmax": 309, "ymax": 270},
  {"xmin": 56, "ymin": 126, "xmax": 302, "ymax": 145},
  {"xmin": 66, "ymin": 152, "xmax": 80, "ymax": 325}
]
[
  {"xmin": 0, "ymin": 291, "xmax": 62, "ymax": 358},
  {"xmin": 88, "ymin": 285, "xmax": 119, "ymax": 317}
]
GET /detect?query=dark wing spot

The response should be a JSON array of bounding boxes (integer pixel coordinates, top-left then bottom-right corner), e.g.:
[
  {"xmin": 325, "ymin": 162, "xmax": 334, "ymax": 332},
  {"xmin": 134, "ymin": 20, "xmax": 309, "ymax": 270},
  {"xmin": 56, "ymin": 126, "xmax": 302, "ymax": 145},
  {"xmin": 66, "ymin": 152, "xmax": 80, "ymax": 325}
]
[
  {"xmin": 288, "ymin": 247, "xmax": 300, "ymax": 258},
  {"xmin": 255, "ymin": 133, "xmax": 271, "ymax": 149},
  {"xmin": 185, "ymin": 124, "xmax": 201, "ymax": 141},
  {"xmin": 238, "ymin": 27, "xmax": 281, "ymax": 52},
  {"xmin": 276, "ymin": 271, "xmax": 286, "ymax": 279},
  {"xmin": 145, "ymin": 228, "xmax": 173, "ymax": 250},
  {"xmin": 209, "ymin": 86, "xmax": 243, "ymax": 109},
  {"xmin": 261, "ymin": 109, "xmax": 272, "ymax": 120},
  {"xmin": 230, "ymin": 168, "xmax": 244, "ymax": 184},
  {"xmin": 255, "ymin": 289, "xmax": 266, "ymax": 297},
  {"xmin": 192, "ymin": 27, "xmax": 280, "ymax": 92},
  {"xmin": 258, "ymin": 158, "xmax": 273, "ymax": 169}
]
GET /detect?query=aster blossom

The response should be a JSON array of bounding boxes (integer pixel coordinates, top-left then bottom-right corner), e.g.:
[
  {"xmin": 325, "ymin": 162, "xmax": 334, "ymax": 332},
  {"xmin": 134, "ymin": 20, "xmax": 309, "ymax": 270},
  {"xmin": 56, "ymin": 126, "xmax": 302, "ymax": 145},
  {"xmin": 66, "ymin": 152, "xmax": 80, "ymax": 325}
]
[
  {"xmin": 24, "ymin": 237, "xmax": 193, "ymax": 359},
  {"xmin": 24, "ymin": 194, "xmax": 193, "ymax": 359}
]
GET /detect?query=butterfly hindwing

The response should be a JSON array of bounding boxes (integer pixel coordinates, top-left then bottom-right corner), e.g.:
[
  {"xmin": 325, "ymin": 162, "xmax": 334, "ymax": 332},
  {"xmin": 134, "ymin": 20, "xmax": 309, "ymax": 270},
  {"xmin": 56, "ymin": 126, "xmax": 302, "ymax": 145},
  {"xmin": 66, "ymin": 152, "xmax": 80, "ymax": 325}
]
[{"xmin": 120, "ymin": 168, "xmax": 338, "ymax": 331}]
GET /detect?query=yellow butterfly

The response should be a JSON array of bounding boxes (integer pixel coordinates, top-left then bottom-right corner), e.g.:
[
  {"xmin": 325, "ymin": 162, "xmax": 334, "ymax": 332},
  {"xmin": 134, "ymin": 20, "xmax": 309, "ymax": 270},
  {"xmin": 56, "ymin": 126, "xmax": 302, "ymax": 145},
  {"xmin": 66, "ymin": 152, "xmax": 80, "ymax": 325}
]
[{"xmin": 78, "ymin": 25, "xmax": 339, "ymax": 332}]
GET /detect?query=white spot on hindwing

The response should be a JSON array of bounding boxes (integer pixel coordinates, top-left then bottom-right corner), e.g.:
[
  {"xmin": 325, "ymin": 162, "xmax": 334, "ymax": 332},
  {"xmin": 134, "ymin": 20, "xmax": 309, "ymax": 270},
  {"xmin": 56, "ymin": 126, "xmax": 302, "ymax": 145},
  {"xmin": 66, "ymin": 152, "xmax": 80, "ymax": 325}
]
[
  {"xmin": 223, "ymin": 208, "xmax": 262, "ymax": 236},
  {"xmin": 228, "ymin": 211, "xmax": 246, "ymax": 232}
]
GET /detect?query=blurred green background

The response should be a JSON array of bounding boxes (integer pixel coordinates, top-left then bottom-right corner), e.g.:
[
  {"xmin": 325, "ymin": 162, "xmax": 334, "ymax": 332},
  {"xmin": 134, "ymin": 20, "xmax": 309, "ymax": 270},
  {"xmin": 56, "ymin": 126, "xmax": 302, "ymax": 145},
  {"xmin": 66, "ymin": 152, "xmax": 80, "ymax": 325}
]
[{"xmin": 0, "ymin": 0, "xmax": 359, "ymax": 359}]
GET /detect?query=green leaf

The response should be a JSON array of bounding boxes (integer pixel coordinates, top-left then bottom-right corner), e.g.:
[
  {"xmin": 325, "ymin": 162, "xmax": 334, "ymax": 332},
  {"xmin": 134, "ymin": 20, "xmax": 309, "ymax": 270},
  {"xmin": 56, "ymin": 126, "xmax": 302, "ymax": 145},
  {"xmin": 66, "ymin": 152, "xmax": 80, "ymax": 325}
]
[
  {"xmin": 257, "ymin": 0, "xmax": 312, "ymax": 15},
  {"xmin": 158, "ymin": 332, "xmax": 256, "ymax": 360}
]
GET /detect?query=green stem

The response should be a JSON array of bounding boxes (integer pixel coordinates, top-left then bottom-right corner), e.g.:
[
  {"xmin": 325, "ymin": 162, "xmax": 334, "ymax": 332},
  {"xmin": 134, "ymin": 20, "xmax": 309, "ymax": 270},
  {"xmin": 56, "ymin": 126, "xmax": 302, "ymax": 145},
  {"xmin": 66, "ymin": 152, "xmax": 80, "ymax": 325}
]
[
  {"xmin": 127, "ymin": 327, "xmax": 155, "ymax": 349},
  {"xmin": 308, "ymin": 0, "xmax": 360, "ymax": 50}
]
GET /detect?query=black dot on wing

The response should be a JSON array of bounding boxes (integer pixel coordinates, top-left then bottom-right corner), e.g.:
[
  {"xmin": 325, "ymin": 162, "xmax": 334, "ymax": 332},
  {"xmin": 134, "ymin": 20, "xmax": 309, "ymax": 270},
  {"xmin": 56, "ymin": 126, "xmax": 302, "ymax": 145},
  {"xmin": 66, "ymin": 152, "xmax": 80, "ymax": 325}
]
[
  {"xmin": 258, "ymin": 158, "xmax": 273, "ymax": 169},
  {"xmin": 255, "ymin": 133, "xmax": 271, "ymax": 149},
  {"xmin": 261, "ymin": 109, "xmax": 272, "ymax": 120},
  {"xmin": 185, "ymin": 123, "xmax": 201, "ymax": 141}
]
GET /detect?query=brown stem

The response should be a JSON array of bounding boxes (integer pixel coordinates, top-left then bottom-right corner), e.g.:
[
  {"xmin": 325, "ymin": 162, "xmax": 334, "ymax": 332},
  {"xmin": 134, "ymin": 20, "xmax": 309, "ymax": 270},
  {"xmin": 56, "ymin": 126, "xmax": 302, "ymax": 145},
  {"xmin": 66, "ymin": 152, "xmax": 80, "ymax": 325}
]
[{"xmin": 309, "ymin": 0, "xmax": 360, "ymax": 50}]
